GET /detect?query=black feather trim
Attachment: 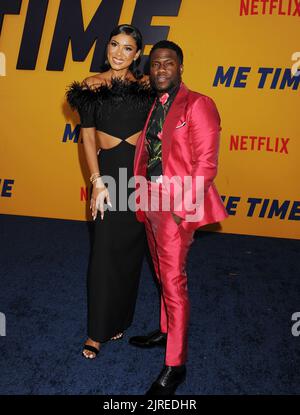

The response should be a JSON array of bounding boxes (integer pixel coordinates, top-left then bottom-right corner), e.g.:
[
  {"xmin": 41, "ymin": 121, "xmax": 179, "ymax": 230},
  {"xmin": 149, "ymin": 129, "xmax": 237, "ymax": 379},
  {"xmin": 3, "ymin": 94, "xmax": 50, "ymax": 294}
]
[
  {"xmin": 65, "ymin": 78, "xmax": 155, "ymax": 118},
  {"xmin": 65, "ymin": 80, "xmax": 98, "ymax": 115}
]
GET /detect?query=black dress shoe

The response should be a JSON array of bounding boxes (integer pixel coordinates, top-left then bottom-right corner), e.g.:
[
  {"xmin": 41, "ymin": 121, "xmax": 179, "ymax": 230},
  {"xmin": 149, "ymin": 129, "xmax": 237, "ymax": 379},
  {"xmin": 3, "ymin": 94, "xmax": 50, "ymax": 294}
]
[
  {"xmin": 145, "ymin": 365, "xmax": 186, "ymax": 395},
  {"xmin": 129, "ymin": 329, "xmax": 167, "ymax": 348}
]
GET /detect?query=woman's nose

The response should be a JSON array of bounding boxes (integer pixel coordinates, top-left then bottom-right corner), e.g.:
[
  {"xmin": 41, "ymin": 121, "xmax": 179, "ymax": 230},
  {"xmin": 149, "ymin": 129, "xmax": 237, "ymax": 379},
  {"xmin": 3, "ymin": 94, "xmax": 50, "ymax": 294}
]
[{"xmin": 116, "ymin": 47, "xmax": 122, "ymax": 57}]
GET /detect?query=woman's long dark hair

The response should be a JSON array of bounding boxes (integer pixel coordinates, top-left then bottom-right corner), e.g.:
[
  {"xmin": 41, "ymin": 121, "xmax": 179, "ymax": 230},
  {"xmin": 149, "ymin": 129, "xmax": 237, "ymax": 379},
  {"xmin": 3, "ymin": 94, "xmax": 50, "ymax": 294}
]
[{"xmin": 101, "ymin": 24, "xmax": 143, "ymax": 80}]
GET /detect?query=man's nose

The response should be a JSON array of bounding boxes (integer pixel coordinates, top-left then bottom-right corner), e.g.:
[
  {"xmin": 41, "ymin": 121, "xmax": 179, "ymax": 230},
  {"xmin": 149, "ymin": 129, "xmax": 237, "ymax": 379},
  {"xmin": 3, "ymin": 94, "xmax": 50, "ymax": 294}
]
[{"xmin": 157, "ymin": 66, "xmax": 167, "ymax": 74}]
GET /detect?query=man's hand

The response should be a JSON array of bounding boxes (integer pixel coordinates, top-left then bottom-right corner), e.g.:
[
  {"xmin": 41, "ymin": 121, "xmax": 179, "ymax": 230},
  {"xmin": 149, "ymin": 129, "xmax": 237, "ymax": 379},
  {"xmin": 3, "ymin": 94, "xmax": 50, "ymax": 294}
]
[{"xmin": 171, "ymin": 212, "xmax": 183, "ymax": 225}]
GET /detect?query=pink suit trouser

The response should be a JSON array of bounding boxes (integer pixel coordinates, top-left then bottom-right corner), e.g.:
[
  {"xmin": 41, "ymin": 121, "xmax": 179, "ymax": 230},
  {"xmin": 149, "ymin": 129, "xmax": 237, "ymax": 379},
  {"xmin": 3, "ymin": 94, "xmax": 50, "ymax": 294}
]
[{"xmin": 144, "ymin": 181, "xmax": 194, "ymax": 366}]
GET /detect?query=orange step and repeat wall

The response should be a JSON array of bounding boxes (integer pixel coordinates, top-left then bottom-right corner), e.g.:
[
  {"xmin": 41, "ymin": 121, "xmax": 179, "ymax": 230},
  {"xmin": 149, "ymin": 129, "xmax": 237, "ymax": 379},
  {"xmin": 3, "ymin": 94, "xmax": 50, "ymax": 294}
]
[{"xmin": 0, "ymin": 0, "xmax": 299, "ymax": 239}]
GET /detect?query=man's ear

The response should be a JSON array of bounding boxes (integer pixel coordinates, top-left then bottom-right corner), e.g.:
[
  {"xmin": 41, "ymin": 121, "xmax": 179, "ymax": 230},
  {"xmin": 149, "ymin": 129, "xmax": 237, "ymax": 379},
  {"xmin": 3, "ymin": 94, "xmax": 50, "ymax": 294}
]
[{"xmin": 180, "ymin": 64, "xmax": 184, "ymax": 75}]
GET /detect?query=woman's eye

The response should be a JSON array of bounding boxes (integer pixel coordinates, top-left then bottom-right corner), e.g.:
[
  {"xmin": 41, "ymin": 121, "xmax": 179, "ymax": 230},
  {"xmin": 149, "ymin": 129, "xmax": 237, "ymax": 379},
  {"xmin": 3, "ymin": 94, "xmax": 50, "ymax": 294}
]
[{"xmin": 125, "ymin": 47, "xmax": 133, "ymax": 52}]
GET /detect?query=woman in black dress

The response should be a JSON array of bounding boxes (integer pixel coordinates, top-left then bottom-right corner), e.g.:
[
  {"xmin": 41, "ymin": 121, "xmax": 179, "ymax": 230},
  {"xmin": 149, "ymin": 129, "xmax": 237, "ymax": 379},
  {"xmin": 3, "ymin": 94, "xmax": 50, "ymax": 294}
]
[{"xmin": 66, "ymin": 25, "xmax": 153, "ymax": 358}]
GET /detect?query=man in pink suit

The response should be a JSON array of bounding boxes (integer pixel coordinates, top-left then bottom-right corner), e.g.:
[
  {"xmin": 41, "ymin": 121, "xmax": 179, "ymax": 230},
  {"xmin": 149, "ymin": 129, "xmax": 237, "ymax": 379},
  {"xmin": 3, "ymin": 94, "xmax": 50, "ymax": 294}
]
[{"xmin": 129, "ymin": 40, "xmax": 228, "ymax": 395}]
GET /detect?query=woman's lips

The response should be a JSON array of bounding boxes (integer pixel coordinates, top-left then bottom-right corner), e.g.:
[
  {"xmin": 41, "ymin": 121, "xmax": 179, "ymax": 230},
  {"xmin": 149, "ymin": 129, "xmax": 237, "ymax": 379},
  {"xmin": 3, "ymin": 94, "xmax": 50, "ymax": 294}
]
[{"xmin": 112, "ymin": 57, "xmax": 124, "ymax": 65}]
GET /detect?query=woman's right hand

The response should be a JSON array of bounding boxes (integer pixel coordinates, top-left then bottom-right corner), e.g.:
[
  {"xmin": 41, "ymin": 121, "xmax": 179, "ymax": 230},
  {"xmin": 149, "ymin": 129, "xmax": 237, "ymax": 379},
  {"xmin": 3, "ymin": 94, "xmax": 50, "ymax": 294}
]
[{"xmin": 90, "ymin": 178, "xmax": 112, "ymax": 220}]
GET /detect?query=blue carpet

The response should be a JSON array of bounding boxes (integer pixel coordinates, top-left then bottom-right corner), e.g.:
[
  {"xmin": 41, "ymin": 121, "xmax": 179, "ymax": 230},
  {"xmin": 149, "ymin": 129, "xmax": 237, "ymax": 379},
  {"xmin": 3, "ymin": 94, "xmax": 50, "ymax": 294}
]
[{"xmin": 0, "ymin": 214, "xmax": 299, "ymax": 395}]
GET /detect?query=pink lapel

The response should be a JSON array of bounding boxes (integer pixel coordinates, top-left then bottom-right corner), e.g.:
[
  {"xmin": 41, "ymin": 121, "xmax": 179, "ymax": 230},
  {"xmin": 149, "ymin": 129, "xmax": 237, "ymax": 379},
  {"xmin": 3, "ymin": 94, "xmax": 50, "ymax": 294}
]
[
  {"xmin": 135, "ymin": 99, "xmax": 157, "ymax": 175},
  {"xmin": 161, "ymin": 83, "xmax": 189, "ymax": 168}
]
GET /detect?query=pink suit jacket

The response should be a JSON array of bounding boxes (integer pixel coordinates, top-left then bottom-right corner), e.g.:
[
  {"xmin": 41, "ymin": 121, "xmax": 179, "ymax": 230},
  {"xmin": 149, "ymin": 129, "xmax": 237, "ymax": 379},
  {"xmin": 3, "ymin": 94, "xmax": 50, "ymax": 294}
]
[{"xmin": 134, "ymin": 82, "xmax": 228, "ymax": 232}]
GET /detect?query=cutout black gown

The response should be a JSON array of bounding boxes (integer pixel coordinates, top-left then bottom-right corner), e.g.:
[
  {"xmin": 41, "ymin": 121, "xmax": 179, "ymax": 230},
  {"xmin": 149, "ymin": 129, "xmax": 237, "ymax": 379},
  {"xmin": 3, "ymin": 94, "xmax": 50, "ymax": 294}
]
[{"xmin": 66, "ymin": 79, "xmax": 154, "ymax": 342}]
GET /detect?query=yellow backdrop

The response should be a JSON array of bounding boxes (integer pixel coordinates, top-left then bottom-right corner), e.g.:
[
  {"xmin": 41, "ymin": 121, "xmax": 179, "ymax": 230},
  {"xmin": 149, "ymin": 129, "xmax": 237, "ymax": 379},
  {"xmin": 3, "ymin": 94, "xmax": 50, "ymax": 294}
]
[{"xmin": 0, "ymin": 0, "xmax": 299, "ymax": 239}]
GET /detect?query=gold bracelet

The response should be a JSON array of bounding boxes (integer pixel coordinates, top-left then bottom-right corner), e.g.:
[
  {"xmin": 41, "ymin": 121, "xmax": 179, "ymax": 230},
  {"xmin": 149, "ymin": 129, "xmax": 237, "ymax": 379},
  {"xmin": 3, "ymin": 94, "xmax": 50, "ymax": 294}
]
[
  {"xmin": 91, "ymin": 177, "xmax": 106, "ymax": 189},
  {"xmin": 90, "ymin": 173, "xmax": 100, "ymax": 182},
  {"xmin": 91, "ymin": 177, "xmax": 102, "ymax": 184},
  {"xmin": 90, "ymin": 172, "xmax": 100, "ymax": 183}
]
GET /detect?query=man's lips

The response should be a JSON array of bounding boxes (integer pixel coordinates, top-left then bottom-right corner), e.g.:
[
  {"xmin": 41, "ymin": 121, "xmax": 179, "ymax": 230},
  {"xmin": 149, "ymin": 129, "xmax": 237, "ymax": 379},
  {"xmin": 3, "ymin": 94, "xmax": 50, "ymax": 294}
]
[{"xmin": 156, "ymin": 76, "xmax": 169, "ymax": 83}]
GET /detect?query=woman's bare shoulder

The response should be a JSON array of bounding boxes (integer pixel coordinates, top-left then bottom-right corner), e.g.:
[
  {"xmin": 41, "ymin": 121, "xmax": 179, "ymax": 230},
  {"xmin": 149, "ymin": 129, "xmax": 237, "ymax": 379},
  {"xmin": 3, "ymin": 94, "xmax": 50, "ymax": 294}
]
[
  {"xmin": 82, "ymin": 73, "xmax": 109, "ymax": 89},
  {"xmin": 138, "ymin": 74, "xmax": 150, "ymax": 85}
]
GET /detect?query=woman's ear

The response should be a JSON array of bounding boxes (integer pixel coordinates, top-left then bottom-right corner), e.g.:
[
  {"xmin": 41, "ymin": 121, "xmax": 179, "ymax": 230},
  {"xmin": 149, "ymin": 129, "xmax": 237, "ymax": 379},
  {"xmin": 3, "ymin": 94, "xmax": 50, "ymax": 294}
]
[
  {"xmin": 104, "ymin": 45, "xmax": 109, "ymax": 65},
  {"xmin": 134, "ymin": 49, "xmax": 141, "ymax": 62}
]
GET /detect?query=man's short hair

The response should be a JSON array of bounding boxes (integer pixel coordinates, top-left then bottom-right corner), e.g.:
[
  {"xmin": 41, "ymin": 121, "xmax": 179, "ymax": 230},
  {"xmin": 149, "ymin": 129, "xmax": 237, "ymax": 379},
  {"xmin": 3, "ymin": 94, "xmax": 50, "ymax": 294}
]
[{"xmin": 149, "ymin": 40, "xmax": 183, "ymax": 65}]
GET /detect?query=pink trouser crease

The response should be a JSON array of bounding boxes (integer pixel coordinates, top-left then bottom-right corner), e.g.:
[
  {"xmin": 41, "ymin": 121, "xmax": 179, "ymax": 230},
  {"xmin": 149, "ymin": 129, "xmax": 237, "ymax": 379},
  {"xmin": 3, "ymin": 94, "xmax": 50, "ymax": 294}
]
[{"xmin": 144, "ymin": 181, "xmax": 194, "ymax": 366}]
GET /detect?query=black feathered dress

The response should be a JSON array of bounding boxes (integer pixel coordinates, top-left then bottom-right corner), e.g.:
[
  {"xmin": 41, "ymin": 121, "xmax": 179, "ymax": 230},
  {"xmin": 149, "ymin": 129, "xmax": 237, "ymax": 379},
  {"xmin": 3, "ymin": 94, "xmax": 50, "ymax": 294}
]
[{"xmin": 66, "ymin": 79, "xmax": 154, "ymax": 342}]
